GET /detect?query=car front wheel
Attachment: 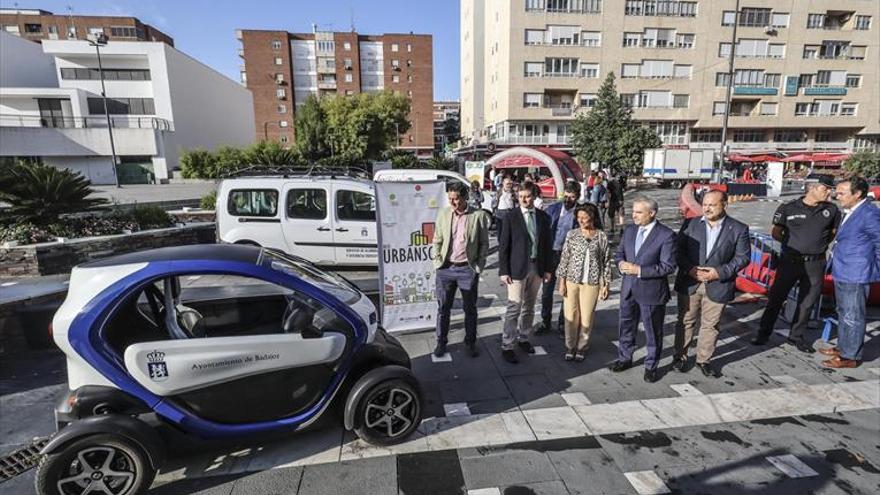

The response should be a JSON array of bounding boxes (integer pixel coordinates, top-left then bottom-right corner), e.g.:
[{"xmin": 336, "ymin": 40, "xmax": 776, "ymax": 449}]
[
  {"xmin": 35, "ymin": 434, "xmax": 155, "ymax": 495},
  {"xmin": 353, "ymin": 379, "xmax": 421, "ymax": 446}
]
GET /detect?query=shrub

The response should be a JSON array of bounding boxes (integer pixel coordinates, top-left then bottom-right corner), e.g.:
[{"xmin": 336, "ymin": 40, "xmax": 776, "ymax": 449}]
[
  {"xmin": 200, "ymin": 191, "xmax": 217, "ymax": 210},
  {"xmin": 128, "ymin": 205, "xmax": 175, "ymax": 229},
  {"xmin": 0, "ymin": 161, "xmax": 107, "ymax": 225},
  {"xmin": 179, "ymin": 149, "xmax": 218, "ymax": 179}
]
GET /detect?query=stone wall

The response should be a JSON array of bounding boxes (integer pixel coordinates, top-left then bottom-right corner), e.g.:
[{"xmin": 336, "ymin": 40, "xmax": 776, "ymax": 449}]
[{"xmin": 0, "ymin": 223, "xmax": 216, "ymax": 277}]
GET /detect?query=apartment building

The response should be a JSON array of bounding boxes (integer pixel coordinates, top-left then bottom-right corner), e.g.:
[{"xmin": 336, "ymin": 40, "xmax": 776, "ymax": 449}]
[
  {"xmin": 0, "ymin": 32, "xmax": 254, "ymax": 184},
  {"xmin": 461, "ymin": 0, "xmax": 880, "ymax": 157},
  {"xmin": 238, "ymin": 29, "xmax": 434, "ymax": 157},
  {"xmin": 434, "ymin": 100, "xmax": 461, "ymax": 152},
  {"xmin": 0, "ymin": 8, "xmax": 173, "ymax": 45}
]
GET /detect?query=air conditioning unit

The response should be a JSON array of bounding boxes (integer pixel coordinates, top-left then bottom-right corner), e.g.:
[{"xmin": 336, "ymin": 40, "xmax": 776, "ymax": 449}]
[{"xmin": 764, "ymin": 26, "xmax": 777, "ymax": 35}]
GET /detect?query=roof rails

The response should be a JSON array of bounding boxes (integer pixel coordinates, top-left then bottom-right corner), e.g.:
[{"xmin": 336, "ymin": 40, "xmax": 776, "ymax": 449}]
[{"xmin": 223, "ymin": 163, "xmax": 371, "ymax": 180}]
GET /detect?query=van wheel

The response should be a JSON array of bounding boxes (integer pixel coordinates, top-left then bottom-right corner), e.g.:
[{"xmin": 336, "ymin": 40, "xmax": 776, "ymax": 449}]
[
  {"xmin": 35, "ymin": 434, "xmax": 155, "ymax": 495},
  {"xmin": 353, "ymin": 379, "xmax": 421, "ymax": 446}
]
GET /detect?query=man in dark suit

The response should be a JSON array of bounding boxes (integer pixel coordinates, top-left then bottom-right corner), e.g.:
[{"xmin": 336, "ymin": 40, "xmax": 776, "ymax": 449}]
[
  {"xmin": 611, "ymin": 196, "xmax": 677, "ymax": 382},
  {"xmin": 673, "ymin": 190, "xmax": 750, "ymax": 378},
  {"xmin": 536, "ymin": 180, "xmax": 581, "ymax": 335},
  {"xmin": 499, "ymin": 182, "xmax": 553, "ymax": 364}
]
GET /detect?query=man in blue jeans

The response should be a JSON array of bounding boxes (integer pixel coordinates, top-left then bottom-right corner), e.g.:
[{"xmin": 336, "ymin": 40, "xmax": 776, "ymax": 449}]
[{"xmin": 821, "ymin": 177, "xmax": 880, "ymax": 368}]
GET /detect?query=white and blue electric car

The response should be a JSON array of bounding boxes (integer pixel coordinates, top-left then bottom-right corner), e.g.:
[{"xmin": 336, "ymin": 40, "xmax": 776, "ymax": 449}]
[{"xmin": 37, "ymin": 244, "xmax": 422, "ymax": 495}]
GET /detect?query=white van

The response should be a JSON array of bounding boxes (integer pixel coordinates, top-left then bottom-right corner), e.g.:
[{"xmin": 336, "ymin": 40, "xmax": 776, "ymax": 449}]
[
  {"xmin": 217, "ymin": 176, "xmax": 378, "ymax": 266},
  {"xmin": 374, "ymin": 168, "xmax": 492, "ymax": 209}
]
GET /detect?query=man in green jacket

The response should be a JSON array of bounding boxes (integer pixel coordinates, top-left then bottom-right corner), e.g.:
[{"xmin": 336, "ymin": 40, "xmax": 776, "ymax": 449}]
[{"xmin": 433, "ymin": 181, "xmax": 492, "ymax": 358}]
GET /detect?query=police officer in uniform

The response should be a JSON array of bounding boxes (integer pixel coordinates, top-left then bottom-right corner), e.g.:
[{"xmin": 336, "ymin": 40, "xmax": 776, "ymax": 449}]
[{"xmin": 752, "ymin": 176, "xmax": 840, "ymax": 352}]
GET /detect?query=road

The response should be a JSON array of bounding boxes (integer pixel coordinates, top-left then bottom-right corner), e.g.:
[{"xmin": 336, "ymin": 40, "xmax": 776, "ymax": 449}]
[{"xmin": 1, "ymin": 186, "xmax": 877, "ymax": 495}]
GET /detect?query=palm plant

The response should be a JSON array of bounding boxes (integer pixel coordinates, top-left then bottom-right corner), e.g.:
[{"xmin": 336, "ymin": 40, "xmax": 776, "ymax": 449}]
[{"xmin": 0, "ymin": 161, "xmax": 107, "ymax": 225}]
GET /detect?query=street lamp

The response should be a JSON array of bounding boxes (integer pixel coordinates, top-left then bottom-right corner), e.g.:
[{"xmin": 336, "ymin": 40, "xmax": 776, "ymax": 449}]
[
  {"xmin": 87, "ymin": 33, "xmax": 121, "ymax": 188},
  {"xmin": 718, "ymin": 0, "xmax": 741, "ymax": 182}
]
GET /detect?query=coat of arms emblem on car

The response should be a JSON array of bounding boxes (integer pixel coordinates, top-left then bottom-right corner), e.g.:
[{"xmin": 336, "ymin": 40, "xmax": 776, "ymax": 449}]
[{"xmin": 147, "ymin": 350, "xmax": 169, "ymax": 382}]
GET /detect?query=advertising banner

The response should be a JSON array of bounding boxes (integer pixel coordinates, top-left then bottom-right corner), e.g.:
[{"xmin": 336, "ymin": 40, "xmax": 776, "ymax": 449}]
[
  {"xmin": 374, "ymin": 180, "xmax": 446, "ymax": 333},
  {"xmin": 465, "ymin": 161, "xmax": 486, "ymax": 186}
]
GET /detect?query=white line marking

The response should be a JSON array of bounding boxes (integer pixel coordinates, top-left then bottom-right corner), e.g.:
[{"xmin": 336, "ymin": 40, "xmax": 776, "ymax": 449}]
[
  {"xmin": 669, "ymin": 383, "xmax": 703, "ymax": 397},
  {"xmin": 467, "ymin": 489, "xmax": 501, "ymax": 495},
  {"xmin": 533, "ymin": 345, "xmax": 547, "ymax": 355},
  {"xmin": 431, "ymin": 353, "xmax": 452, "ymax": 363},
  {"xmin": 0, "ymin": 282, "xmax": 17, "ymax": 287},
  {"xmin": 187, "ymin": 275, "xmax": 202, "ymax": 281},
  {"xmin": 443, "ymin": 402, "xmax": 471, "ymax": 417},
  {"xmin": 624, "ymin": 470, "xmax": 671, "ymax": 495},
  {"xmin": 561, "ymin": 392, "xmax": 592, "ymax": 406},
  {"xmin": 766, "ymin": 454, "xmax": 819, "ymax": 478}
]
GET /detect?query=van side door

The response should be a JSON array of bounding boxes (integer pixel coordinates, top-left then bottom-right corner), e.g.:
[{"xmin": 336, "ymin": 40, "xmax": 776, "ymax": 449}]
[
  {"xmin": 281, "ymin": 183, "xmax": 336, "ymax": 264},
  {"xmin": 331, "ymin": 184, "xmax": 378, "ymax": 265}
]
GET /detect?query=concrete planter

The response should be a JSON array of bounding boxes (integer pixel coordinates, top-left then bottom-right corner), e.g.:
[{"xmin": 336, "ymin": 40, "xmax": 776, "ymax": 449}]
[{"xmin": 0, "ymin": 223, "xmax": 216, "ymax": 277}]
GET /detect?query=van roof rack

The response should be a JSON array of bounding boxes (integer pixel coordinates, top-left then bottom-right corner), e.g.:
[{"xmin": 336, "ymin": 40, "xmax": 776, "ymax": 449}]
[{"xmin": 224, "ymin": 163, "xmax": 371, "ymax": 179}]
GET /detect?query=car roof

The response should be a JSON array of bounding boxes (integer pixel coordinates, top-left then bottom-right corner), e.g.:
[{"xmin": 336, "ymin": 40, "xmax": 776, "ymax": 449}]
[
  {"xmin": 81, "ymin": 244, "xmax": 262, "ymax": 268},
  {"xmin": 220, "ymin": 175, "xmax": 373, "ymax": 187}
]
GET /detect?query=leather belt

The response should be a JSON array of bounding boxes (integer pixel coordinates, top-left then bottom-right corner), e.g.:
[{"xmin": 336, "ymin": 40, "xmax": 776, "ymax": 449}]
[{"xmin": 449, "ymin": 261, "xmax": 469, "ymax": 267}]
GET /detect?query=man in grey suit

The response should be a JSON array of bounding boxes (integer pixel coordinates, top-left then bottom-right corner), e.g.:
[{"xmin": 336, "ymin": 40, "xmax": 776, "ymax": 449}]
[{"xmin": 673, "ymin": 190, "xmax": 750, "ymax": 377}]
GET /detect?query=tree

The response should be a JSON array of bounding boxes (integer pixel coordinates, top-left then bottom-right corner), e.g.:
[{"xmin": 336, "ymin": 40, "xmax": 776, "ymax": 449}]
[
  {"xmin": 294, "ymin": 95, "xmax": 330, "ymax": 161},
  {"xmin": 385, "ymin": 149, "xmax": 420, "ymax": 169},
  {"xmin": 570, "ymin": 72, "xmax": 661, "ymax": 176},
  {"xmin": 179, "ymin": 149, "xmax": 218, "ymax": 179},
  {"xmin": 426, "ymin": 155, "xmax": 456, "ymax": 171},
  {"xmin": 843, "ymin": 150, "xmax": 880, "ymax": 179},
  {"xmin": 0, "ymin": 161, "xmax": 107, "ymax": 225},
  {"xmin": 245, "ymin": 141, "xmax": 304, "ymax": 168},
  {"xmin": 323, "ymin": 91, "xmax": 411, "ymax": 164}
]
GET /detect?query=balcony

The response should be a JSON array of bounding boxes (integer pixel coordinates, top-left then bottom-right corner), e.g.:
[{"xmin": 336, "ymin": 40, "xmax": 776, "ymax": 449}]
[
  {"xmin": 317, "ymin": 80, "xmax": 337, "ymax": 90},
  {"xmin": 0, "ymin": 114, "xmax": 173, "ymax": 131},
  {"xmin": 733, "ymin": 87, "xmax": 778, "ymax": 96},
  {"xmin": 492, "ymin": 135, "xmax": 571, "ymax": 145},
  {"xmin": 803, "ymin": 86, "xmax": 847, "ymax": 96}
]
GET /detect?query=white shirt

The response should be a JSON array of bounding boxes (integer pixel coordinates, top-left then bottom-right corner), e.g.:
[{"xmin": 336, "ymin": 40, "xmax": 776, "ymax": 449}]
[
  {"xmin": 498, "ymin": 190, "xmax": 515, "ymax": 210},
  {"xmin": 840, "ymin": 198, "xmax": 868, "ymax": 227},
  {"xmin": 580, "ymin": 243, "xmax": 593, "ymax": 284},
  {"xmin": 631, "ymin": 220, "xmax": 657, "ymax": 278},
  {"xmin": 534, "ymin": 196, "xmax": 544, "ymax": 209}
]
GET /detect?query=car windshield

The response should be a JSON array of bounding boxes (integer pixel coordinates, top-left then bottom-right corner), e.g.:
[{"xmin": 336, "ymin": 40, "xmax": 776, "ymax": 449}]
[{"xmin": 259, "ymin": 249, "xmax": 361, "ymax": 304}]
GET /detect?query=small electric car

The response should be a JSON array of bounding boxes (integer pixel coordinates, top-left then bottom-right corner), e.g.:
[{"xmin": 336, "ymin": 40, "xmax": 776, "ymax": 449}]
[{"xmin": 38, "ymin": 244, "xmax": 422, "ymax": 495}]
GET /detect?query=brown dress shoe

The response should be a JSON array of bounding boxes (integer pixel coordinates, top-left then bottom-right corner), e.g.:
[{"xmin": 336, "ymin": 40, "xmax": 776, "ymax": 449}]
[
  {"xmin": 821, "ymin": 356, "xmax": 861, "ymax": 369},
  {"xmin": 818, "ymin": 347, "xmax": 841, "ymax": 357}
]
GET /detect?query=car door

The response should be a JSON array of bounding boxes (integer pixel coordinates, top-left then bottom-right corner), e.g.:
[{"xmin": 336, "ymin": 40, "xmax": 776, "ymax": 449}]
[
  {"xmin": 222, "ymin": 187, "xmax": 285, "ymax": 250},
  {"xmin": 331, "ymin": 184, "xmax": 378, "ymax": 265},
  {"xmin": 120, "ymin": 273, "xmax": 354, "ymax": 425},
  {"xmin": 281, "ymin": 183, "xmax": 336, "ymax": 264}
]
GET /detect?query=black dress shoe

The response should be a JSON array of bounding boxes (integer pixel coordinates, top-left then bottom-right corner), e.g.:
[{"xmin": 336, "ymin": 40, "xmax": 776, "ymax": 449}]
[
  {"xmin": 433, "ymin": 343, "xmax": 447, "ymax": 357},
  {"xmin": 467, "ymin": 343, "xmax": 480, "ymax": 358},
  {"xmin": 672, "ymin": 357, "xmax": 688, "ymax": 373},
  {"xmin": 750, "ymin": 335, "xmax": 770, "ymax": 346},
  {"xmin": 787, "ymin": 338, "xmax": 816, "ymax": 354},
  {"xmin": 502, "ymin": 349, "xmax": 519, "ymax": 364},
  {"xmin": 609, "ymin": 360, "xmax": 633, "ymax": 373},
  {"xmin": 696, "ymin": 362, "xmax": 721, "ymax": 378},
  {"xmin": 644, "ymin": 369, "xmax": 660, "ymax": 383},
  {"xmin": 534, "ymin": 323, "xmax": 550, "ymax": 335},
  {"xmin": 518, "ymin": 341, "xmax": 536, "ymax": 354}
]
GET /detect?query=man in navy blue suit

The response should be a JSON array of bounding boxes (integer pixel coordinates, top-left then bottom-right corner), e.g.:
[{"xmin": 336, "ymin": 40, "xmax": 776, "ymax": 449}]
[
  {"xmin": 611, "ymin": 196, "xmax": 677, "ymax": 383},
  {"xmin": 821, "ymin": 177, "xmax": 880, "ymax": 368}
]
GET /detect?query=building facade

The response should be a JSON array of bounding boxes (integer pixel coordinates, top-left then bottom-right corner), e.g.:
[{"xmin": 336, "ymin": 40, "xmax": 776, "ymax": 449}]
[
  {"xmin": 0, "ymin": 33, "xmax": 254, "ymax": 184},
  {"xmin": 434, "ymin": 100, "xmax": 461, "ymax": 153},
  {"xmin": 238, "ymin": 29, "xmax": 434, "ymax": 156},
  {"xmin": 461, "ymin": 0, "xmax": 880, "ymax": 156},
  {"xmin": 0, "ymin": 8, "xmax": 173, "ymax": 45}
]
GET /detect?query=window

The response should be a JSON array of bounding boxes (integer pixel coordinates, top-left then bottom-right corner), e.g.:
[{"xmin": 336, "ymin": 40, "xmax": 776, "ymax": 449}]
[
  {"xmin": 316, "ymin": 40, "xmax": 334, "ymax": 52},
  {"xmin": 622, "ymin": 64, "xmax": 640, "ymax": 78},
  {"xmin": 274, "ymin": 57, "xmax": 283, "ymax": 65},
  {"xmin": 240, "ymin": 71, "xmax": 247, "ymax": 84},
  {"xmin": 525, "ymin": 29, "xmax": 545, "ymax": 45},
  {"xmin": 48, "ymin": 25, "xmax": 58, "ymax": 34},
  {"xmin": 545, "ymin": 57, "xmax": 578, "ymax": 76},
  {"xmin": 722, "ymin": 11, "xmax": 736, "ymax": 26},
  {"xmin": 87, "ymin": 98, "xmax": 155, "ymax": 115},
  {"xmin": 276, "ymin": 88, "xmax": 286, "ymax": 99},
  {"xmin": 60, "ymin": 68, "xmax": 151, "ymax": 80},
  {"xmin": 407, "ymin": 75, "xmax": 412, "ymax": 83},
  {"xmin": 620, "ymin": 94, "xmax": 636, "ymax": 107},
  {"xmin": 641, "ymin": 59, "xmax": 673, "ymax": 78},
  {"xmin": 771, "ymin": 13, "xmax": 789, "ymax": 28},
  {"xmin": 807, "ymin": 14, "xmax": 826, "ymax": 29},
  {"xmin": 739, "ymin": 8, "xmax": 771, "ymax": 27},
  {"xmin": 407, "ymin": 90, "xmax": 412, "ymax": 98},
  {"xmin": 676, "ymin": 33, "xmax": 694, "ymax": 49},
  {"xmin": 760, "ymin": 102, "xmax": 778, "ymax": 115},
  {"xmin": 67, "ymin": 26, "xmax": 76, "ymax": 38},
  {"xmin": 623, "ymin": 33, "xmax": 641, "ymax": 47},
  {"xmin": 803, "ymin": 45, "xmax": 819, "ymax": 59},
  {"xmin": 287, "ymin": 189, "xmax": 327, "ymax": 220},
  {"xmin": 391, "ymin": 43, "xmax": 399, "ymax": 52},
  {"xmin": 691, "ymin": 129, "xmax": 721, "ymax": 142},
  {"xmin": 280, "ymin": 134, "xmax": 289, "ymax": 143},
  {"xmin": 673, "ymin": 94, "xmax": 689, "ymax": 108},
  {"xmin": 794, "ymin": 103, "xmax": 811, "ymax": 116},
  {"xmin": 88, "ymin": 27, "xmax": 104, "ymax": 36},
  {"xmin": 275, "ymin": 73, "xmax": 284, "ymax": 83},
  {"xmin": 279, "ymin": 120, "xmax": 288, "ymax": 128},
  {"xmin": 713, "ymin": 102, "xmax": 727, "ymax": 115},
  {"xmin": 343, "ymin": 41, "xmax": 351, "ymax": 50},
  {"xmin": 406, "ymin": 59, "xmax": 412, "ymax": 67},
  {"xmin": 845, "ymin": 74, "xmax": 861, "ymax": 88},
  {"xmin": 228, "ymin": 189, "xmax": 278, "ymax": 217},
  {"xmin": 775, "ymin": 130, "xmax": 805, "ymax": 142},
  {"xmin": 798, "ymin": 74, "xmax": 814, "ymax": 88},
  {"xmin": 581, "ymin": 31, "xmax": 601, "ymax": 47},
  {"xmin": 336, "ymin": 190, "xmax": 376, "ymax": 222},
  {"xmin": 392, "ymin": 74, "xmax": 400, "ymax": 83},
  {"xmin": 524, "ymin": 93, "xmax": 542, "ymax": 108},
  {"xmin": 407, "ymin": 43, "xmax": 412, "ymax": 52},
  {"xmin": 764, "ymin": 73, "xmax": 780, "ymax": 88},
  {"xmin": 733, "ymin": 130, "xmax": 764, "ymax": 142},
  {"xmin": 344, "ymin": 73, "xmax": 353, "ymax": 83},
  {"xmin": 715, "ymin": 72, "xmax": 730, "ymax": 87},
  {"xmin": 548, "ymin": 25, "xmax": 579, "ymax": 45},
  {"xmin": 734, "ymin": 69, "xmax": 763, "ymax": 86},
  {"xmin": 840, "ymin": 103, "xmax": 857, "ymax": 116},
  {"xmin": 272, "ymin": 40, "xmax": 282, "ymax": 50},
  {"xmin": 625, "ymin": 1, "xmax": 697, "ymax": 17},
  {"xmin": 3, "ymin": 25, "xmax": 21, "ymax": 35},
  {"xmin": 110, "ymin": 26, "xmax": 137, "ymax": 38},
  {"xmin": 24, "ymin": 23, "xmax": 42, "ymax": 33},
  {"xmin": 768, "ymin": 44, "xmax": 785, "ymax": 58},
  {"xmin": 524, "ymin": 62, "xmax": 543, "ymax": 77},
  {"xmin": 579, "ymin": 93, "xmax": 597, "ymax": 107},
  {"xmin": 848, "ymin": 46, "xmax": 866, "ymax": 60},
  {"xmin": 277, "ymin": 104, "xmax": 287, "ymax": 114},
  {"xmin": 736, "ymin": 38, "xmax": 768, "ymax": 58},
  {"xmin": 855, "ymin": 16, "xmax": 871, "ymax": 30},
  {"xmin": 580, "ymin": 63, "xmax": 599, "ymax": 78},
  {"xmin": 673, "ymin": 64, "xmax": 692, "ymax": 79},
  {"xmin": 391, "ymin": 59, "xmax": 400, "ymax": 69},
  {"xmin": 719, "ymin": 43, "xmax": 732, "ymax": 58}
]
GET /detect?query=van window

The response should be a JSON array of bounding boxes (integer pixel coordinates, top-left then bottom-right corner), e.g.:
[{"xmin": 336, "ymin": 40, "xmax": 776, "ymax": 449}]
[
  {"xmin": 228, "ymin": 189, "xmax": 278, "ymax": 217},
  {"xmin": 336, "ymin": 190, "xmax": 375, "ymax": 222},
  {"xmin": 287, "ymin": 189, "xmax": 327, "ymax": 220}
]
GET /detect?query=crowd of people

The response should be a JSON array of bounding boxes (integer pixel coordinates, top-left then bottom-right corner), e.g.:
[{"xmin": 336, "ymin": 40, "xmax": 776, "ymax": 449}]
[{"xmin": 431, "ymin": 173, "xmax": 879, "ymax": 383}]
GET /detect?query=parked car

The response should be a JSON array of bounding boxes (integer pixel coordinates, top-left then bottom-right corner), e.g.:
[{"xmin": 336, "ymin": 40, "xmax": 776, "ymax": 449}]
[
  {"xmin": 217, "ymin": 176, "xmax": 378, "ymax": 265},
  {"xmin": 36, "ymin": 244, "xmax": 422, "ymax": 495}
]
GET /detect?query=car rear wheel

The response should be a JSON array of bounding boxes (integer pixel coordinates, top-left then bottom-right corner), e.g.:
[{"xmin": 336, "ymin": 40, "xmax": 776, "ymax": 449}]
[
  {"xmin": 353, "ymin": 379, "xmax": 421, "ymax": 446},
  {"xmin": 35, "ymin": 434, "xmax": 155, "ymax": 495}
]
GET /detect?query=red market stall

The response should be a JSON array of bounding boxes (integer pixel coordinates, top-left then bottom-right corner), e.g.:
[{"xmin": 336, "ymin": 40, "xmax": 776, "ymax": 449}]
[{"xmin": 486, "ymin": 147, "xmax": 584, "ymax": 198}]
